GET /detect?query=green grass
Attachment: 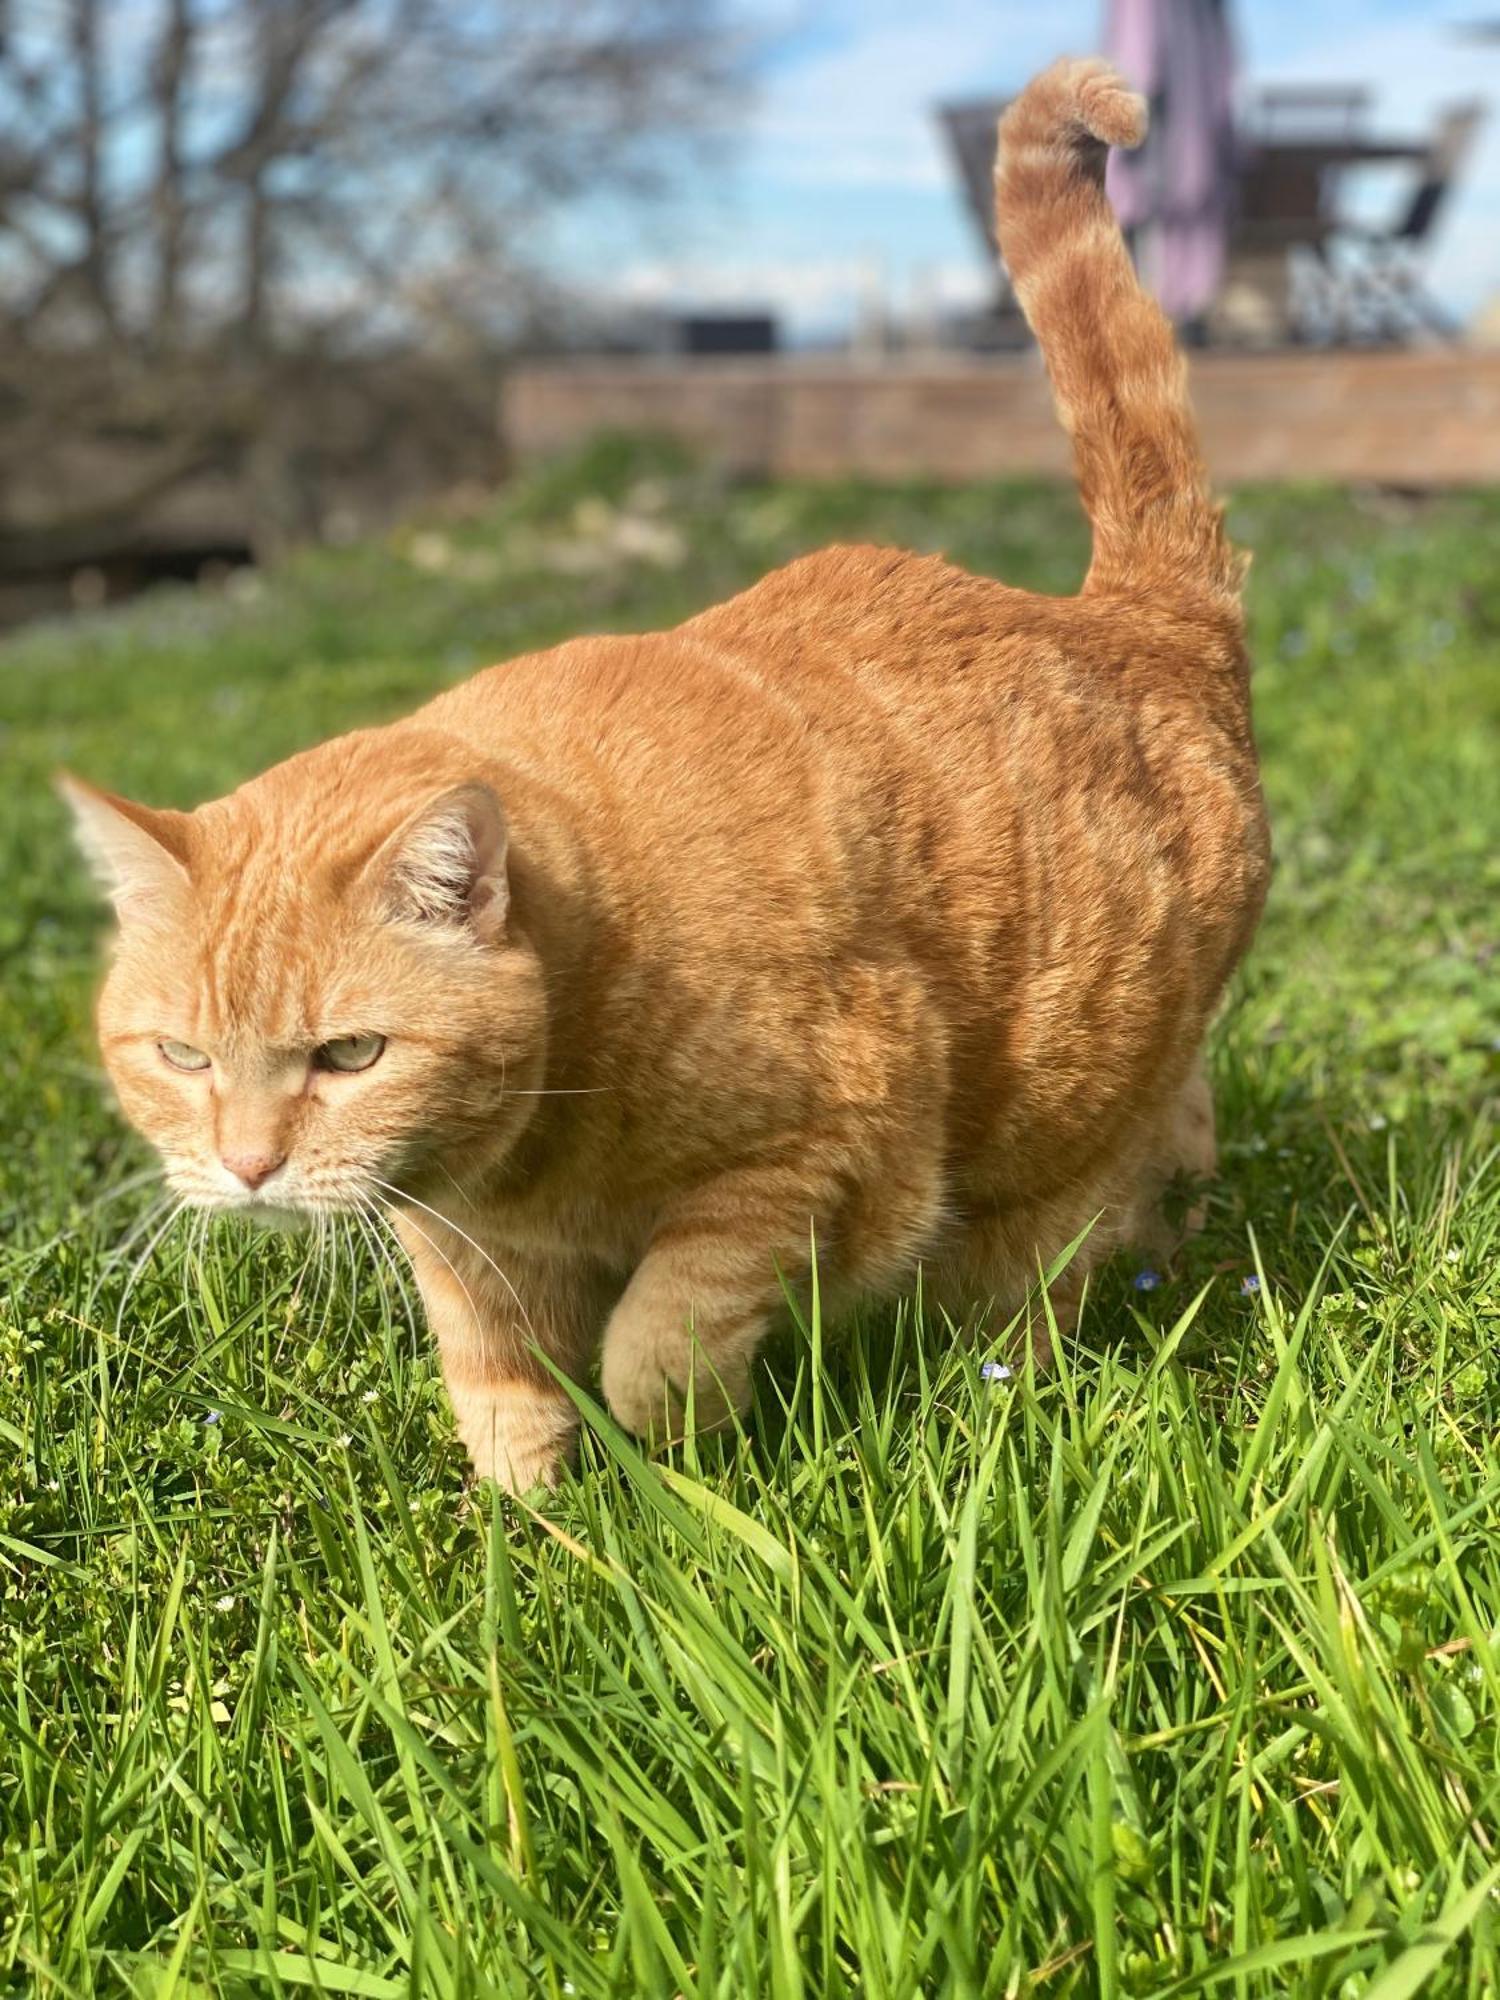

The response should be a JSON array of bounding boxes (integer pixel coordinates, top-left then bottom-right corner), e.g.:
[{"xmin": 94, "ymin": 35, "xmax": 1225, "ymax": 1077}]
[{"xmin": 2, "ymin": 438, "xmax": 1499, "ymax": 1995}]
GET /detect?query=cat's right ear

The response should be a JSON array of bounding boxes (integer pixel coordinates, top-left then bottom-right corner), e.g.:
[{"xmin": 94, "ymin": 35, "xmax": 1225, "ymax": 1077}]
[
  {"xmin": 370, "ymin": 782, "xmax": 510, "ymax": 944},
  {"xmin": 55, "ymin": 773, "xmax": 192, "ymax": 916}
]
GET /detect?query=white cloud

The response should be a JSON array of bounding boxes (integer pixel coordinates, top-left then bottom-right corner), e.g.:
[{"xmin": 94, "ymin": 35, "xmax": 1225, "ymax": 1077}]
[
  {"xmin": 608, "ymin": 252, "xmax": 990, "ymax": 330},
  {"xmin": 739, "ymin": 1, "xmax": 1096, "ymax": 194}
]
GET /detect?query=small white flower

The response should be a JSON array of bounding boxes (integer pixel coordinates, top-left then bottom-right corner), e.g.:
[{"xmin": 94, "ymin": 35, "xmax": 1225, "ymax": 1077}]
[
  {"xmin": 1369, "ymin": 1115, "xmax": 1388, "ymax": 1132},
  {"xmin": 407, "ymin": 531, "xmax": 454, "ymax": 573},
  {"xmin": 337, "ymin": 1433, "xmax": 353, "ymax": 1449},
  {"xmin": 981, "ymin": 1361, "xmax": 1013, "ymax": 1382},
  {"xmin": 361, "ymin": 1388, "xmax": 379, "ymax": 1403},
  {"xmin": 1446, "ymin": 1249, "xmax": 1461, "ymax": 1264},
  {"xmin": 215, "ymin": 1594, "xmax": 236, "ymax": 1612}
]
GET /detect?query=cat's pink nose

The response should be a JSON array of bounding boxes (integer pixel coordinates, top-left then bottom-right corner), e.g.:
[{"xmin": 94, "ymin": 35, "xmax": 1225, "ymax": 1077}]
[{"xmin": 221, "ymin": 1149, "xmax": 286, "ymax": 1191}]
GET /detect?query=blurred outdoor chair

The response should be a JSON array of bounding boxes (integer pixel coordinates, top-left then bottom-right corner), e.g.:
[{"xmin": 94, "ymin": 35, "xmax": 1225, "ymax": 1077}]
[
  {"xmin": 1315, "ymin": 102, "xmax": 1486, "ymax": 341},
  {"xmin": 1215, "ymin": 93, "xmax": 1472, "ymax": 346}
]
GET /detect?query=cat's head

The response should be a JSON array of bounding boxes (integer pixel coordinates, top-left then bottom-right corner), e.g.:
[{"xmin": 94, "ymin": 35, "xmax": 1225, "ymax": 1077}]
[{"xmin": 59, "ymin": 730, "xmax": 545, "ymax": 1219}]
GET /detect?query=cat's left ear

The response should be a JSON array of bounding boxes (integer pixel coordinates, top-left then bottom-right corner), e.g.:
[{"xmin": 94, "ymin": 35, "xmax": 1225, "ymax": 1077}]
[
  {"xmin": 55, "ymin": 772, "xmax": 193, "ymax": 916},
  {"xmin": 375, "ymin": 783, "xmax": 509, "ymax": 943}
]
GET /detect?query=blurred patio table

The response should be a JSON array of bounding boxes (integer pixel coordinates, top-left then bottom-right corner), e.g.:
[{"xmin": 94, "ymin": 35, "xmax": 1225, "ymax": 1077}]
[{"xmin": 1221, "ymin": 84, "xmax": 1475, "ymax": 344}]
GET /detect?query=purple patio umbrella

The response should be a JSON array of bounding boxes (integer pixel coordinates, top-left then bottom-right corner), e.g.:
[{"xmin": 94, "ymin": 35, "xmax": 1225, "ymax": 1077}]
[{"xmin": 1103, "ymin": 0, "xmax": 1238, "ymax": 329}]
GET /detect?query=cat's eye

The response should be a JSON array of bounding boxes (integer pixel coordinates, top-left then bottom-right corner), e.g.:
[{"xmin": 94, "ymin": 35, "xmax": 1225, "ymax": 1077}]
[
  {"xmin": 314, "ymin": 1033, "xmax": 386, "ymax": 1074},
  {"xmin": 159, "ymin": 1039, "xmax": 210, "ymax": 1072}
]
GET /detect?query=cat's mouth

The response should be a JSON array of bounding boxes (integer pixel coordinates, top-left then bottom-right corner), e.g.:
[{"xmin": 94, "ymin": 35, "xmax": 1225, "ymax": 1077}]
[
  {"xmin": 179, "ymin": 1187, "xmax": 317, "ymax": 1229},
  {"xmin": 173, "ymin": 1173, "xmax": 359, "ymax": 1227}
]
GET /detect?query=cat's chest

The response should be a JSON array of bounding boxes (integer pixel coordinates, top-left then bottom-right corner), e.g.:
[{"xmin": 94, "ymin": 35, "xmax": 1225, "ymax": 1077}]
[{"xmin": 438, "ymin": 1177, "xmax": 655, "ymax": 1275}]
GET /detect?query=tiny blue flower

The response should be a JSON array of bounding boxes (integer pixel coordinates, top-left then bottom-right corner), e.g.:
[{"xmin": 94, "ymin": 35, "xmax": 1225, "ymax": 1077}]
[
  {"xmin": 1240, "ymin": 1274, "xmax": 1261, "ymax": 1296},
  {"xmin": 980, "ymin": 1360, "xmax": 1013, "ymax": 1383},
  {"xmin": 1134, "ymin": 1269, "xmax": 1162, "ymax": 1292},
  {"xmin": 202, "ymin": 1409, "xmax": 222, "ymax": 1425}
]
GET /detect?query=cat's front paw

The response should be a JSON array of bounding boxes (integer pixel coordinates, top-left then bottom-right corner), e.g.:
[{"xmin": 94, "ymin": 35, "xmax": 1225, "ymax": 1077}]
[
  {"xmin": 600, "ymin": 1314, "xmax": 749, "ymax": 1442},
  {"xmin": 449, "ymin": 1376, "xmax": 578, "ymax": 1496},
  {"xmin": 601, "ymin": 1355, "xmax": 684, "ymax": 1441}
]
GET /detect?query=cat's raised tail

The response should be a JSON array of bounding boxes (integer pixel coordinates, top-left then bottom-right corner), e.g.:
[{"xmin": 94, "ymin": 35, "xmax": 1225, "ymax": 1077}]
[{"xmin": 994, "ymin": 58, "xmax": 1238, "ymax": 608}]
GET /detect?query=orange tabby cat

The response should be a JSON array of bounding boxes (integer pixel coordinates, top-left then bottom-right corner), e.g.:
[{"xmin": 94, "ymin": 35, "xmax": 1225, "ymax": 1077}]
[{"xmin": 63, "ymin": 59, "xmax": 1269, "ymax": 1492}]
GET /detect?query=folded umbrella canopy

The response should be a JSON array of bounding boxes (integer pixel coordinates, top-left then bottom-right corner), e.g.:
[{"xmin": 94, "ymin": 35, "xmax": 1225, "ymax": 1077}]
[{"xmin": 1104, "ymin": 0, "xmax": 1238, "ymax": 327}]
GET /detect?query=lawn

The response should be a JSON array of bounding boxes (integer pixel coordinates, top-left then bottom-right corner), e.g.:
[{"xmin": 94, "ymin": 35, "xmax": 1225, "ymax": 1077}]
[{"xmin": 2, "ymin": 440, "xmax": 1498, "ymax": 1996}]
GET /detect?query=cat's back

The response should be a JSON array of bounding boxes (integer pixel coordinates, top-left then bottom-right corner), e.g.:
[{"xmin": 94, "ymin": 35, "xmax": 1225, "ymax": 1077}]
[
  {"xmin": 418, "ymin": 540, "xmax": 1261, "ymax": 1000},
  {"xmin": 420, "ymin": 542, "xmax": 1052, "ymax": 799},
  {"xmin": 419, "ymin": 545, "xmax": 1040, "ymax": 930},
  {"xmin": 419, "ymin": 539, "xmax": 1255, "ymax": 883}
]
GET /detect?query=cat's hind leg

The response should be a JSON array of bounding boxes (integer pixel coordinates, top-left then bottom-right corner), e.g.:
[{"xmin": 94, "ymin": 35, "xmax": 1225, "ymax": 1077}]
[
  {"xmin": 927, "ymin": 1062, "xmax": 1217, "ymax": 1365},
  {"xmin": 926, "ymin": 1190, "xmax": 1110, "ymax": 1369},
  {"xmin": 1123, "ymin": 1056, "xmax": 1217, "ymax": 1262}
]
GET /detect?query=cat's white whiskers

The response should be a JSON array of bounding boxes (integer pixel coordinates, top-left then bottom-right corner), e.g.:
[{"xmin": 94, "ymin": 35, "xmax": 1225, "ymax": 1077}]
[
  {"xmin": 284, "ymin": 1214, "xmax": 315, "ymax": 1321},
  {"xmin": 370, "ymin": 1175, "xmax": 535, "ymax": 1345},
  {"xmin": 372, "ymin": 1196, "xmax": 487, "ymax": 1345},
  {"xmin": 355, "ymin": 1200, "xmax": 416, "ymax": 1331},
  {"xmin": 115, "ymin": 1199, "xmax": 189, "ymax": 1330},
  {"xmin": 501, "ymin": 1086, "xmax": 613, "ymax": 1098},
  {"xmin": 348, "ymin": 1200, "xmax": 381, "ymax": 1301},
  {"xmin": 358, "ymin": 1192, "xmax": 412, "ymax": 1304},
  {"xmin": 338, "ymin": 1212, "xmax": 360, "ymax": 1311},
  {"xmin": 304, "ymin": 1210, "xmax": 321, "ymax": 1322},
  {"xmin": 353, "ymin": 1197, "xmax": 423, "ymax": 1332},
  {"xmin": 317, "ymin": 1211, "xmax": 341, "ymax": 1340},
  {"xmin": 102, "ymin": 1191, "xmax": 175, "ymax": 1268},
  {"xmin": 434, "ymin": 1162, "xmax": 477, "ymax": 1212},
  {"xmin": 186, "ymin": 1209, "xmax": 207, "ymax": 1295}
]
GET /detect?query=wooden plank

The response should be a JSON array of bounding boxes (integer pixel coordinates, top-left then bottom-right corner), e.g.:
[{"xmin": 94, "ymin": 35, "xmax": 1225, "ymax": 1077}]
[{"xmin": 503, "ymin": 352, "xmax": 1500, "ymax": 487}]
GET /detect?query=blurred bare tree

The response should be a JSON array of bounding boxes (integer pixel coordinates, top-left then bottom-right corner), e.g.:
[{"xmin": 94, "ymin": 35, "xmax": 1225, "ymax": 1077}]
[{"xmin": 0, "ymin": 0, "xmax": 745, "ymax": 593}]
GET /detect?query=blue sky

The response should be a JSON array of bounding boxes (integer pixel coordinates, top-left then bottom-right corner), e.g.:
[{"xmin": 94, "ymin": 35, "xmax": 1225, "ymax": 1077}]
[{"xmin": 566, "ymin": 0, "xmax": 1500, "ymax": 338}]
